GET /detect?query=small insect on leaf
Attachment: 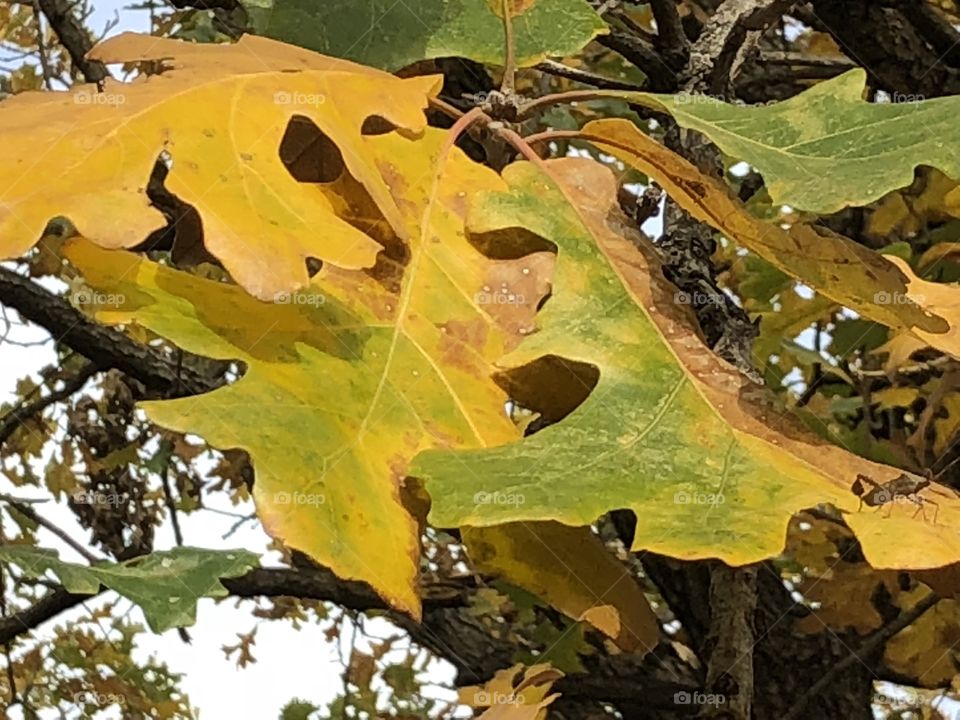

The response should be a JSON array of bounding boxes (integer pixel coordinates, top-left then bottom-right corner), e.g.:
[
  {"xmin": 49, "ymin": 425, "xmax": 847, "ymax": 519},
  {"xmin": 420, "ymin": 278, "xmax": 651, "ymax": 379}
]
[{"xmin": 851, "ymin": 472, "xmax": 938, "ymax": 522}]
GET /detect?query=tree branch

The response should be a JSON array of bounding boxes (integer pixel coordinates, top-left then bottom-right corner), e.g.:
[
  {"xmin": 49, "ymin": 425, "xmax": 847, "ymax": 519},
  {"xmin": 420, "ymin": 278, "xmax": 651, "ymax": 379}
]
[
  {"xmin": 650, "ymin": 0, "xmax": 690, "ymax": 68},
  {"xmin": 535, "ymin": 59, "xmax": 647, "ymax": 90},
  {"xmin": 0, "ymin": 361, "xmax": 98, "ymax": 447},
  {"xmin": 684, "ymin": 0, "xmax": 796, "ymax": 96},
  {"xmin": 597, "ymin": 29, "xmax": 680, "ymax": 92},
  {"xmin": 35, "ymin": 0, "xmax": 107, "ymax": 83},
  {"xmin": 700, "ymin": 563, "xmax": 757, "ymax": 719},
  {"xmin": 0, "ymin": 267, "xmax": 222, "ymax": 397},
  {"xmin": 0, "ymin": 495, "xmax": 102, "ymax": 563},
  {"xmin": 810, "ymin": 0, "xmax": 960, "ymax": 98},
  {"xmin": 782, "ymin": 590, "xmax": 942, "ymax": 720}
]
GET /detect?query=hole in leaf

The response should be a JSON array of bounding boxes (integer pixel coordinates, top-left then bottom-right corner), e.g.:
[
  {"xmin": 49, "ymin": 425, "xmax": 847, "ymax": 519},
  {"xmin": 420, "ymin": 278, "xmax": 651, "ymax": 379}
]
[
  {"xmin": 360, "ymin": 115, "xmax": 398, "ymax": 136},
  {"xmin": 130, "ymin": 152, "xmax": 216, "ymax": 268},
  {"xmin": 469, "ymin": 227, "xmax": 556, "ymax": 260},
  {"xmin": 306, "ymin": 257, "xmax": 323, "ymax": 278},
  {"xmin": 495, "ymin": 355, "xmax": 599, "ymax": 430},
  {"xmin": 279, "ymin": 116, "xmax": 344, "ymax": 183}
]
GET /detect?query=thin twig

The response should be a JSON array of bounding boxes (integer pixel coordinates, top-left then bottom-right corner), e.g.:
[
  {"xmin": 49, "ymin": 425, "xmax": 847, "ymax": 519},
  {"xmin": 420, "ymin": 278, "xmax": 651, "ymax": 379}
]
[
  {"xmin": 0, "ymin": 494, "xmax": 102, "ymax": 563},
  {"xmin": 158, "ymin": 445, "xmax": 184, "ymax": 547},
  {"xmin": 0, "ymin": 362, "xmax": 98, "ymax": 448},
  {"xmin": 30, "ymin": 0, "xmax": 55, "ymax": 89},
  {"xmin": 428, "ymin": 96, "xmax": 465, "ymax": 119},
  {"xmin": 0, "ymin": 514, "xmax": 18, "ymax": 710},
  {"xmin": 535, "ymin": 59, "xmax": 647, "ymax": 90},
  {"xmin": 783, "ymin": 590, "xmax": 942, "ymax": 720},
  {"xmin": 853, "ymin": 355, "xmax": 953, "ymax": 378},
  {"xmin": 517, "ymin": 89, "xmax": 626, "ymax": 119}
]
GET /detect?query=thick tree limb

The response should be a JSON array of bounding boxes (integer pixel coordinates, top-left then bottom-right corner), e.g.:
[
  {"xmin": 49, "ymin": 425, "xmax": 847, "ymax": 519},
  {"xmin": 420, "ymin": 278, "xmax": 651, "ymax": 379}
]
[
  {"xmin": 35, "ymin": 0, "xmax": 107, "ymax": 83},
  {"xmin": 0, "ymin": 267, "xmax": 221, "ymax": 397},
  {"xmin": 0, "ymin": 565, "xmax": 464, "ymax": 645},
  {"xmin": 699, "ymin": 563, "xmax": 757, "ymax": 719},
  {"xmin": 684, "ymin": 0, "xmax": 796, "ymax": 96},
  {"xmin": 0, "ymin": 586, "xmax": 89, "ymax": 643},
  {"xmin": 811, "ymin": 0, "xmax": 960, "ymax": 98},
  {"xmin": 0, "ymin": 566, "xmax": 702, "ymax": 713}
]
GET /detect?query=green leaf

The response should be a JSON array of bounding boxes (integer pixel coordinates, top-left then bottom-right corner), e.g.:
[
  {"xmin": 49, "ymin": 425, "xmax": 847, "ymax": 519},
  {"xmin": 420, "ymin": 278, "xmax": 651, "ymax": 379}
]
[
  {"xmin": 413, "ymin": 157, "xmax": 960, "ymax": 571},
  {"xmin": 280, "ymin": 699, "xmax": 320, "ymax": 720},
  {"xmin": 238, "ymin": 0, "xmax": 607, "ymax": 70},
  {"xmin": 0, "ymin": 546, "xmax": 258, "ymax": 632},
  {"xmin": 631, "ymin": 69, "xmax": 960, "ymax": 213}
]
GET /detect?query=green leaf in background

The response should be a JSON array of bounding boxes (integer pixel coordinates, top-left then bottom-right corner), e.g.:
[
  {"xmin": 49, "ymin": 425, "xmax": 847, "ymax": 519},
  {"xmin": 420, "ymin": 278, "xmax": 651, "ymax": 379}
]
[
  {"xmin": 413, "ymin": 157, "xmax": 960, "ymax": 571},
  {"xmin": 238, "ymin": 0, "xmax": 606, "ymax": 70},
  {"xmin": 631, "ymin": 70, "xmax": 960, "ymax": 214},
  {"xmin": 0, "ymin": 546, "xmax": 258, "ymax": 632}
]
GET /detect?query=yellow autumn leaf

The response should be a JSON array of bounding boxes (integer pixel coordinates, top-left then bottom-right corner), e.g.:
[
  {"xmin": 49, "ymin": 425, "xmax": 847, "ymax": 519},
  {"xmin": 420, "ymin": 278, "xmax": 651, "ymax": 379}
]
[
  {"xmin": 416, "ymin": 158, "xmax": 960, "ymax": 573},
  {"xmin": 460, "ymin": 663, "xmax": 563, "ymax": 719},
  {"xmin": 0, "ymin": 32, "xmax": 442, "ymax": 300},
  {"xmin": 578, "ymin": 119, "xmax": 960, "ymax": 359},
  {"xmin": 464, "ymin": 522, "xmax": 658, "ymax": 653},
  {"xmin": 867, "ymin": 169, "xmax": 960, "ymax": 240},
  {"xmin": 61, "ymin": 125, "xmax": 537, "ymax": 617}
]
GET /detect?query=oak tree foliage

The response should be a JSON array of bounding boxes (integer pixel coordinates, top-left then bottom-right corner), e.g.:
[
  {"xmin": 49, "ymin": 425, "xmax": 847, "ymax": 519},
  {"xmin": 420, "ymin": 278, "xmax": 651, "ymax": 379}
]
[{"xmin": 3, "ymin": 1, "xmax": 960, "ymax": 718}]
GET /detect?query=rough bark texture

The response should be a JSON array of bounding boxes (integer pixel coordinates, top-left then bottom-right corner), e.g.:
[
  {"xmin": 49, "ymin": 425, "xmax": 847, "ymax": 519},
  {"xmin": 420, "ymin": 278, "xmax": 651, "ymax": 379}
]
[
  {"xmin": 811, "ymin": 0, "xmax": 960, "ymax": 98},
  {"xmin": 36, "ymin": 0, "xmax": 107, "ymax": 83}
]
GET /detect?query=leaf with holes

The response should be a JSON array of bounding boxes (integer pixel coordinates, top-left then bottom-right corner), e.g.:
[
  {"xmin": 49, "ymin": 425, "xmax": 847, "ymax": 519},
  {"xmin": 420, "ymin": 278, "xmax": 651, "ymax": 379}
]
[
  {"xmin": 61, "ymin": 126, "xmax": 553, "ymax": 617},
  {"xmin": 414, "ymin": 157, "xmax": 960, "ymax": 571},
  {"xmin": 0, "ymin": 32, "xmax": 443, "ymax": 301}
]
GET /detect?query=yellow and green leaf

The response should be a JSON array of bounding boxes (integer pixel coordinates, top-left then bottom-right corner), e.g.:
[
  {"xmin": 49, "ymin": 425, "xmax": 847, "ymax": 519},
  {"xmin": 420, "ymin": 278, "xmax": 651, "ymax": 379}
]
[
  {"xmin": 62, "ymin": 127, "xmax": 529, "ymax": 617},
  {"xmin": 414, "ymin": 157, "xmax": 960, "ymax": 572},
  {"xmin": 631, "ymin": 70, "xmax": 960, "ymax": 214}
]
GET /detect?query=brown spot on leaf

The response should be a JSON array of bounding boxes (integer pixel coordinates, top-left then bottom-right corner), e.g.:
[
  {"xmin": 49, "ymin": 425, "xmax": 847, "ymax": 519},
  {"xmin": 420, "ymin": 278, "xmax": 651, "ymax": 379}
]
[{"xmin": 437, "ymin": 318, "xmax": 489, "ymax": 370}]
